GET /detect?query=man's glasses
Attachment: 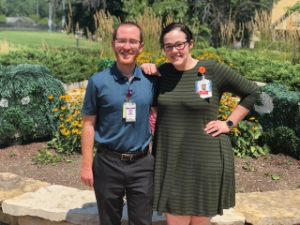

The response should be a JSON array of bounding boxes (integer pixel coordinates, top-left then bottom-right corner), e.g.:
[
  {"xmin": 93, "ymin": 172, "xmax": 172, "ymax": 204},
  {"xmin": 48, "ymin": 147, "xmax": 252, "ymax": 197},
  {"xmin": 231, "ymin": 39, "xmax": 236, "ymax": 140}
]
[
  {"xmin": 115, "ymin": 38, "xmax": 141, "ymax": 46},
  {"xmin": 163, "ymin": 41, "xmax": 189, "ymax": 52}
]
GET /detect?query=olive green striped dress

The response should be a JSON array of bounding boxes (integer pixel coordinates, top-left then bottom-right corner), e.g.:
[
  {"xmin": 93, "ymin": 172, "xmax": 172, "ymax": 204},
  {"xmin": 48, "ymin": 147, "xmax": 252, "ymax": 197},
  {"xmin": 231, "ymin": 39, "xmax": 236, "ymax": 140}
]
[{"xmin": 152, "ymin": 60, "xmax": 260, "ymax": 217}]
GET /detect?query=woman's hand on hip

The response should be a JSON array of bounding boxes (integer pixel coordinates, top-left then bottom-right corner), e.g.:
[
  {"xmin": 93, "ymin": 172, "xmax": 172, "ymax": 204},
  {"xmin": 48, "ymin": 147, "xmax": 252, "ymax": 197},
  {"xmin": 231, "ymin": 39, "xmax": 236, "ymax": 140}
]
[{"xmin": 204, "ymin": 120, "xmax": 231, "ymax": 137}]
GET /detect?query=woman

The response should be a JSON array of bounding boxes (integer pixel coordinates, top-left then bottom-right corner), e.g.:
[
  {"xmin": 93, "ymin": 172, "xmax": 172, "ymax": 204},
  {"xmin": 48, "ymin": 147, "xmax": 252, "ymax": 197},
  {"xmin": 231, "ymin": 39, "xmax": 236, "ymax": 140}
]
[{"xmin": 142, "ymin": 22, "xmax": 260, "ymax": 225}]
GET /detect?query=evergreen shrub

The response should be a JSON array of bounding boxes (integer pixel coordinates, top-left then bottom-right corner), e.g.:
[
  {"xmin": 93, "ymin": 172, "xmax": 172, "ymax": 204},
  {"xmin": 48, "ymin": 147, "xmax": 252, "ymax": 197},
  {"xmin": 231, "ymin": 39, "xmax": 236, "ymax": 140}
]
[
  {"xmin": 0, "ymin": 64, "xmax": 65, "ymax": 145},
  {"xmin": 250, "ymin": 83, "xmax": 300, "ymax": 158},
  {"xmin": 262, "ymin": 127, "xmax": 300, "ymax": 159}
]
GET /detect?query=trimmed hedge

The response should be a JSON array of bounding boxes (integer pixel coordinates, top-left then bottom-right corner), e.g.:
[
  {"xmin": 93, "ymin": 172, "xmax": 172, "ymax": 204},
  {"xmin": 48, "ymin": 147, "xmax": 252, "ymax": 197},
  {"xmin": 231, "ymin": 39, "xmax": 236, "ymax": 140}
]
[
  {"xmin": 250, "ymin": 83, "xmax": 300, "ymax": 159},
  {"xmin": 1, "ymin": 47, "xmax": 300, "ymax": 92},
  {"xmin": 0, "ymin": 48, "xmax": 100, "ymax": 84}
]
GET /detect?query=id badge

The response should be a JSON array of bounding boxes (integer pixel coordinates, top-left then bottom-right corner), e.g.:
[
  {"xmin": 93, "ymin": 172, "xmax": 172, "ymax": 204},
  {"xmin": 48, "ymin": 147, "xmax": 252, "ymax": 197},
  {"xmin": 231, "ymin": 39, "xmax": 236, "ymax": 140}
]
[
  {"xmin": 195, "ymin": 79, "xmax": 212, "ymax": 99},
  {"xmin": 123, "ymin": 102, "xmax": 136, "ymax": 122}
]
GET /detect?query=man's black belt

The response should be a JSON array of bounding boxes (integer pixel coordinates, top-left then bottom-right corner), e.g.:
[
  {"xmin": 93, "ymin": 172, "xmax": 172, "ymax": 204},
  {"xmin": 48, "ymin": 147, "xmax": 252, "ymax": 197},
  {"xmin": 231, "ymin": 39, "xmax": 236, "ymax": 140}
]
[{"xmin": 97, "ymin": 145, "xmax": 149, "ymax": 161}]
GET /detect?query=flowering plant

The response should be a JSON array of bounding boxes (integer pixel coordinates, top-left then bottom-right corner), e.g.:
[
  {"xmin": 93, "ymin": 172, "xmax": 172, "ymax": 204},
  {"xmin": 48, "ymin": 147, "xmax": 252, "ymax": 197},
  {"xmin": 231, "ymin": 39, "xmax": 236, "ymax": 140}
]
[
  {"xmin": 47, "ymin": 89, "xmax": 84, "ymax": 154},
  {"xmin": 229, "ymin": 119, "xmax": 269, "ymax": 158},
  {"xmin": 218, "ymin": 92, "xmax": 269, "ymax": 157}
]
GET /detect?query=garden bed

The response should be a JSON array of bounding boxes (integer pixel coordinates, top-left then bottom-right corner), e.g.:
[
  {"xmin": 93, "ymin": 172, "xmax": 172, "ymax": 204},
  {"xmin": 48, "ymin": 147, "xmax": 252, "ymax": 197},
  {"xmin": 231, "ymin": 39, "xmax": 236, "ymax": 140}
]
[{"xmin": 0, "ymin": 141, "xmax": 299, "ymax": 193}]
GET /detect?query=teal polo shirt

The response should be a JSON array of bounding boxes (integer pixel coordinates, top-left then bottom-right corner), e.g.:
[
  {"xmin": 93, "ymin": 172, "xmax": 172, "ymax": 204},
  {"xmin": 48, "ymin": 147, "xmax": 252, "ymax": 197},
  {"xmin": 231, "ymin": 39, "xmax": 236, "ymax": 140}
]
[{"xmin": 81, "ymin": 63, "xmax": 157, "ymax": 152}]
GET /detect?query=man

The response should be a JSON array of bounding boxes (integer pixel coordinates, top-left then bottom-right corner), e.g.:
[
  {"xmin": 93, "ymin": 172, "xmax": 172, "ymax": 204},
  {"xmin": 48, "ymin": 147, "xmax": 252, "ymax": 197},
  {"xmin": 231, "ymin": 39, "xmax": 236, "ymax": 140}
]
[{"xmin": 80, "ymin": 21, "xmax": 157, "ymax": 225}]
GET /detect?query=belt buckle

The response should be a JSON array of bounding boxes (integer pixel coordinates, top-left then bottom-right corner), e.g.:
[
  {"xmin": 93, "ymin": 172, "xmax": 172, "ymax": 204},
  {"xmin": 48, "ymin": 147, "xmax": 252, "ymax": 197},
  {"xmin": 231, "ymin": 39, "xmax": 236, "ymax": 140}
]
[{"xmin": 120, "ymin": 153, "xmax": 133, "ymax": 161}]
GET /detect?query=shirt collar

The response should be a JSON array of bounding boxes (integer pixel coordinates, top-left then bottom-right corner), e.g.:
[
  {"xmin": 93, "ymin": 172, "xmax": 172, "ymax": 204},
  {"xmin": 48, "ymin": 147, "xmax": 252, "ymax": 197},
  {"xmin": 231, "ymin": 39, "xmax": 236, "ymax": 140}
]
[{"xmin": 111, "ymin": 62, "xmax": 142, "ymax": 81}]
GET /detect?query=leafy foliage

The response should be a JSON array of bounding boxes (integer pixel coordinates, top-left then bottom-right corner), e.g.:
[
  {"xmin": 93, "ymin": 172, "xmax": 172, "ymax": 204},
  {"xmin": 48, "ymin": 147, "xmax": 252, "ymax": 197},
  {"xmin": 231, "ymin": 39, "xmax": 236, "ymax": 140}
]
[
  {"xmin": 0, "ymin": 48, "xmax": 100, "ymax": 84},
  {"xmin": 203, "ymin": 47, "xmax": 300, "ymax": 92},
  {"xmin": 250, "ymin": 83, "xmax": 300, "ymax": 159},
  {"xmin": 254, "ymin": 83, "xmax": 300, "ymax": 136},
  {"xmin": 97, "ymin": 58, "xmax": 115, "ymax": 72},
  {"xmin": 263, "ymin": 127, "xmax": 300, "ymax": 159},
  {"xmin": 32, "ymin": 149, "xmax": 73, "ymax": 165},
  {"xmin": 0, "ymin": 64, "xmax": 65, "ymax": 145}
]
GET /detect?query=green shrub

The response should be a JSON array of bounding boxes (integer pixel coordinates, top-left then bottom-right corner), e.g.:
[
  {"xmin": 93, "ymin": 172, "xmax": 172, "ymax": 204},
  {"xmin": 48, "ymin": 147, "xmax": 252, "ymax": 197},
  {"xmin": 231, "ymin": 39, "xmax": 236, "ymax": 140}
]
[
  {"xmin": 203, "ymin": 47, "xmax": 300, "ymax": 92},
  {"xmin": 249, "ymin": 83, "xmax": 300, "ymax": 158},
  {"xmin": 98, "ymin": 58, "xmax": 115, "ymax": 71},
  {"xmin": 255, "ymin": 83, "xmax": 300, "ymax": 136},
  {"xmin": 262, "ymin": 127, "xmax": 300, "ymax": 159},
  {"xmin": 2, "ymin": 47, "xmax": 300, "ymax": 92},
  {"xmin": 0, "ymin": 64, "xmax": 65, "ymax": 145},
  {"xmin": 0, "ymin": 48, "xmax": 100, "ymax": 84}
]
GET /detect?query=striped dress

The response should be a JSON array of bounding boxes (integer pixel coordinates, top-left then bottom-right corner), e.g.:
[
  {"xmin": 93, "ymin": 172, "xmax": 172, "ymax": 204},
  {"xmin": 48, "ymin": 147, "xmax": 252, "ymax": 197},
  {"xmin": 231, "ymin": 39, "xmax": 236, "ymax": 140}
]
[{"xmin": 152, "ymin": 60, "xmax": 260, "ymax": 217}]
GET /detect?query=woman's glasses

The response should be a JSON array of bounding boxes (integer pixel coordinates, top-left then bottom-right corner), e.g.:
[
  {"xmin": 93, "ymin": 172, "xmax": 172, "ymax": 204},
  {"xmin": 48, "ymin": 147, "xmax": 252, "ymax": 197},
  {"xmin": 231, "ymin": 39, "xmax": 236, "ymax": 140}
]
[{"xmin": 163, "ymin": 41, "xmax": 189, "ymax": 52}]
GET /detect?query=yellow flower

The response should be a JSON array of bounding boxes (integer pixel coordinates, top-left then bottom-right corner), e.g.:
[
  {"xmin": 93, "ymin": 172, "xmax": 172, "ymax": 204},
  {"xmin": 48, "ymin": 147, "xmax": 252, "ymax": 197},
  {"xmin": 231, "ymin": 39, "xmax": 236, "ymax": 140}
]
[
  {"xmin": 52, "ymin": 107, "xmax": 58, "ymax": 112},
  {"xmin": 66, "ymin": 114, "xmax": 73, "ymax": 122},
  {"xmin": 65, "ymin": 94, "xmax": 72, "ymax": 102},
  {"xmin": 72, "ymin": 120, "xmax": 79, "ymax": 126},
  {"xmin": 222, "ymin": 115, "xmax": 227, "ymax": 120},
  {"xmin": 249, "ymin": 117, "xmax": 255, "ymax": 121},
  {"xmin": 48, "ymin": 94, "xmax": 53, "ymax": 100},
  {"xmin": 60, "ymin": 123, "xmax": 65, "ymax": 128},
  {"xmin": 60, "ymin": 128, "xmax": 66, "ymax": 133},
  {"xmin": 64, "ymin": 130, "xmax": 71, "ymax": 136},
  {"xmin": 61, "ymin": 106, "xmax": 66, "ymax": 110},
  {"xmin": 232, "ymin": 127, "xmax": 241, "ymax": 135},
  {"xmin": 77, "ymin": 121, "xmax": 83, "ymax": 127},
  {"xmin": 252, "ymin": 126, "xmax": 258, "ymax": 131},
  {"xmin": 229, "ymin": 62, "xmax": 233, "ymax": 67}
]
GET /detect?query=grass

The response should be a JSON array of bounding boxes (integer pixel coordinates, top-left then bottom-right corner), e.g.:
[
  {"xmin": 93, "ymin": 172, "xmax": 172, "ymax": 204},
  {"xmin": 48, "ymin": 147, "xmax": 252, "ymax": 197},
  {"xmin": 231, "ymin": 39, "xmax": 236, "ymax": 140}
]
[{"xmin": 0, "ymin": 31, "xmax": 101, "ymax": 50}]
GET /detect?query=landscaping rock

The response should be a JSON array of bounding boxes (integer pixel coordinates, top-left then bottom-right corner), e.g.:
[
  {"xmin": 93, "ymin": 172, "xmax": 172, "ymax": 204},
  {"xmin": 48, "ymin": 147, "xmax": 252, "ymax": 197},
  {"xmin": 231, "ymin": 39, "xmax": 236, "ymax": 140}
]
[
  {"xmin": 235, "ymin": 189, "xmax": 300, "ymax": 225},
  {"xmin": 0, "ymin": 173, "xmax": 49, "ymax": 225}
]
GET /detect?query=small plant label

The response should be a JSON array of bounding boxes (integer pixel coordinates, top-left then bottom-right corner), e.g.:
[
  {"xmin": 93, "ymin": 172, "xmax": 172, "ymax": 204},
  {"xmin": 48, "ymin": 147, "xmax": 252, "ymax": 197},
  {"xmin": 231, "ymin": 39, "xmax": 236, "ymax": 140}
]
[{"xmin": 0, "ymin": 98, "xmax": 8, "ymax": 107}]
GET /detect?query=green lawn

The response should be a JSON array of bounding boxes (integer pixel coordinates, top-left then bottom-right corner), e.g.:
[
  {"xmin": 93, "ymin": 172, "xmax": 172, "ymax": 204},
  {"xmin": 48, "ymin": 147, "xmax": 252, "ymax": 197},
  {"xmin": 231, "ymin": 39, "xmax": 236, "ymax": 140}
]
[{"xmin": 0, "ymin": 31, "xmax": 101, "ymax": 50}]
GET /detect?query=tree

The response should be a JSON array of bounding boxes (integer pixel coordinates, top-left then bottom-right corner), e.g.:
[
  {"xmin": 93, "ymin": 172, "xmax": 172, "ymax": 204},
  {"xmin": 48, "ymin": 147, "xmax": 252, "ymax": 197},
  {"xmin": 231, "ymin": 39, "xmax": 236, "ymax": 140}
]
[
  {"xmin": 66, "ymin": 2, "xmax": 97, "ymax": 35},
  {"xmin": 0, "ymin": 14, "xmax": 6, "ymax": 24},
  {"xmin": 152, "ymin": 0, "xmax": 189, "ymax": 23},
  {"xmin": 188, "ymin": 0, "xmax": 279, "ymax": 47},
  {"xmin": 0, "ymin": 0, "xmax": 47, "ymax": 17}
]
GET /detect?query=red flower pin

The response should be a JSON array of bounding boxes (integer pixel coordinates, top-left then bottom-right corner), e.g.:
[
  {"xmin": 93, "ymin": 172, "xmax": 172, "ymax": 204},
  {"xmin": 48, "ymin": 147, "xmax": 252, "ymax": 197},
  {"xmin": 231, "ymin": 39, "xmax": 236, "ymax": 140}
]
[{"xmin": 198, "ymin": 66, "xmax": 206, "ymax": 74}]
